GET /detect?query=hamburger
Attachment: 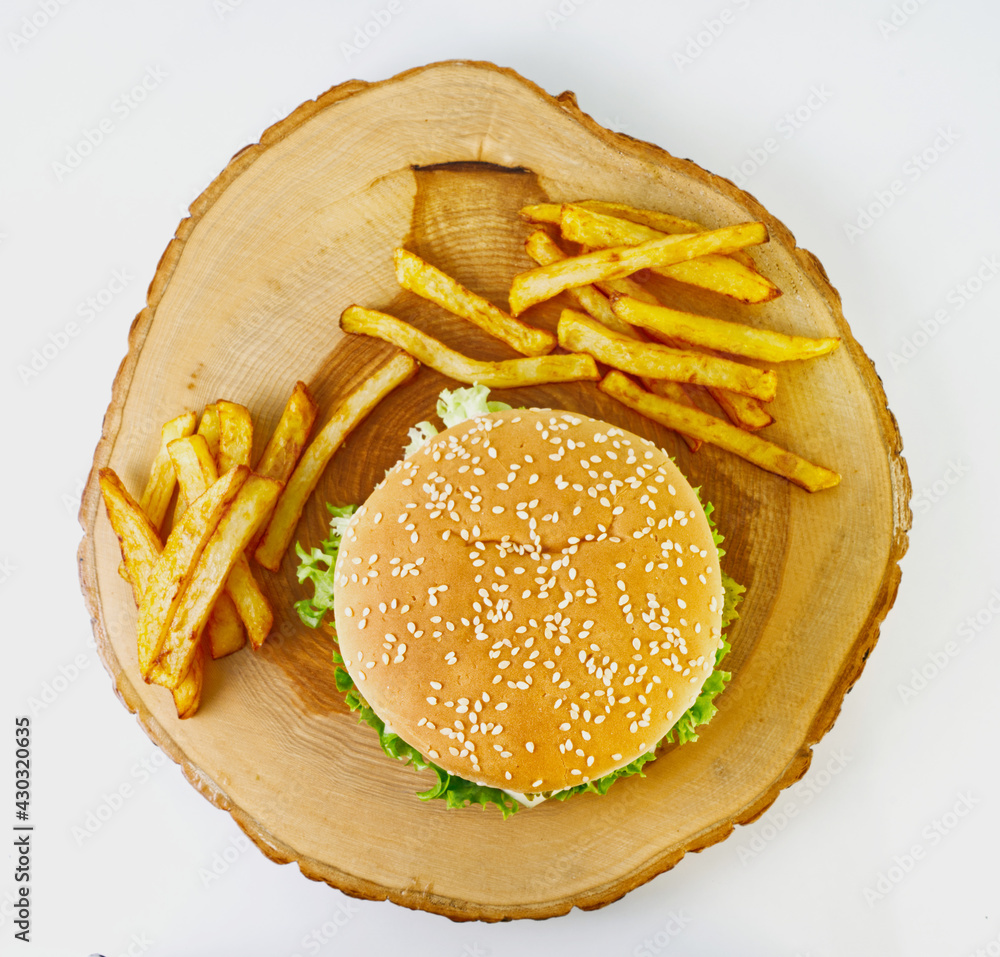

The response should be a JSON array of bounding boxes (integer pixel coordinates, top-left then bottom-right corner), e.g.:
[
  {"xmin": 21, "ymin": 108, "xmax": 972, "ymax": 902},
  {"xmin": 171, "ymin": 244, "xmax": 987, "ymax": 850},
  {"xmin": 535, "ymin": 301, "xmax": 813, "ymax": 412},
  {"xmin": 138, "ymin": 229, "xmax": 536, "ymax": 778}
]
[{"xmin": 296, "ymin": 386, "xmax": 743, "ymax": 816}]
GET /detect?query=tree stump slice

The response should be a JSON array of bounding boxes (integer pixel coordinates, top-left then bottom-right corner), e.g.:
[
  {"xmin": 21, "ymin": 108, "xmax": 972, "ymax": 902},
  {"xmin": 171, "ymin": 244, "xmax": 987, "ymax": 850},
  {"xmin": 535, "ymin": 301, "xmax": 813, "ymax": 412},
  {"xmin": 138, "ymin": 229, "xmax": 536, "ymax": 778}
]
[{"xmin": 78, "ymin": 60, "xmax": 911, "ymax": 921}]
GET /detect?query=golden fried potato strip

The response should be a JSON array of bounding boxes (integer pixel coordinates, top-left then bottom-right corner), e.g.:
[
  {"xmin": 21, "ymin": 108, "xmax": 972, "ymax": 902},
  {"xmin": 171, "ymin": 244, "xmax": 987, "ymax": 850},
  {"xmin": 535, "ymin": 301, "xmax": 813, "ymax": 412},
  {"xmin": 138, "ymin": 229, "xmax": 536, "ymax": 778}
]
[
  {"xmin": 523, "ymin": 231, "xmax": 701, "ymax": 451},
  {"xmin": 524, "ymin": 230, "xmax": 637, "ymax": 338},
  {"xmin": 248, "ymin": 381, "xmax": 319, "ymax": 556},
  {"xmin": 100, "ymin": 469, "xmax": 164, "ymax": 606},
  {"xmin": 558, "ymin": 309, "xmax": 777, "ymax": 402},
  {"xmin": 254, "ymin": 382, "xmax": 318, "ymax": 483},
  {"xmin": 508, "ymin": 221, "xmax": 769, "ymax": 315},
  {"xmin": 594, "ymin": 273, "xmax": 773, "ymax": 430},
  {"xmin": 148, "ymin": 474, "xmax": 281, "ymax": 689},
  {"xmin": 522, "ymin": 201, "xmax": 703, "ymax": 237},
  {"xmin": 168, "ymin": 435, "xmax": 272, "ymax": 649},
  {"xmin": 254, "ymin": 352, "xmax": 420, "ymax": 572},
  {"xmin": 197, "ymin": 404, "xmax": 221, "ymax": 461},
  {"xmin": 522, "ymin": 203, "xmax": 778, "ymax": 302},
  {"xmin": 217, "ymin": 401, "xmax": 253, "ymax": 474},
  {"xmin": 172, "ymin": 641, "xmax": 205, "ymax": 718},
  {"xmin": 98, "ymin": 467, "xmax": 207, "ymax": 715},
  {"xmin": 138, "ymin": 412, "xmax": 196, "ymax": 532},
  {"xmin": 611, "ymin": 294, "xmax": 840, "ymax": 363},
  {"xmin": 136, "ymin": 466, "xmax": 248, "ymax": 676},
  {"xmin": 600, "ymin": 372, "xmax": 840, "ymax": 492},
  {"xmin": 394, "ymin": 248, "xmax": 556, "ymax": 357},
  {"xmin": 339, "ymin": 306, "xmax": 599, "ymax": 389},
  {"xmin": 575, "ymin": 199, "xmax": 705, "ymax": 236},
  {"xmin": 559, "ymin": 205, "xmax": 780, "ymax": 304}
]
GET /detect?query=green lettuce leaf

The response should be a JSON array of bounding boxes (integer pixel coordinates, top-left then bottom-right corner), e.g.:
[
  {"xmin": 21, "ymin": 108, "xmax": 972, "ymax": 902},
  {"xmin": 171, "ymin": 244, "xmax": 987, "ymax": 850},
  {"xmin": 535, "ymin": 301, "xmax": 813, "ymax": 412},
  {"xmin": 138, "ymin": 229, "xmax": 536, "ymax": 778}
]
[
  {"xmin": 397, "ymin": 385, "xmax": 514, "ymax": 459},
  {"xmin": 337, "ymin": 667, "xmax": 520, "ymax": 818},
  {"xmin": 293, "ymin": 504, "xmax": 357, "ymax": 630},
  {"xmin": 402, "ymin": 421, "xmax": 439, "ymax": 459},
  {"xmin": 436, "ymin": 383, "xmax": 511, "ymax": 428}
]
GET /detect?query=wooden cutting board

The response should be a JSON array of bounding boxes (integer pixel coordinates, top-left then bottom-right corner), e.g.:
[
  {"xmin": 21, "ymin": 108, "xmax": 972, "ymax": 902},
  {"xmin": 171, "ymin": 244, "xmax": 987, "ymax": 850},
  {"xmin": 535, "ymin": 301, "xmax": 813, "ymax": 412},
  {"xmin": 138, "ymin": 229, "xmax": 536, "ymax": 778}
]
[{"xmin": 78, "ymin": 60, "xmax": 911, "ymax": 920}]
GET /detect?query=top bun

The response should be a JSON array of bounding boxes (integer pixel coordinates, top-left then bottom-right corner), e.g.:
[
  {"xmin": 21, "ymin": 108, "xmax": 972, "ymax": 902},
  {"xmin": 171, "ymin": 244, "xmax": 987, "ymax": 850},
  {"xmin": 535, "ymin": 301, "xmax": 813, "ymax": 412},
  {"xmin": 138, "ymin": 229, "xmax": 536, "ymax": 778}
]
[{"xmin": 333, "ymin": 408, "xmax": 724, "ymax": 795}]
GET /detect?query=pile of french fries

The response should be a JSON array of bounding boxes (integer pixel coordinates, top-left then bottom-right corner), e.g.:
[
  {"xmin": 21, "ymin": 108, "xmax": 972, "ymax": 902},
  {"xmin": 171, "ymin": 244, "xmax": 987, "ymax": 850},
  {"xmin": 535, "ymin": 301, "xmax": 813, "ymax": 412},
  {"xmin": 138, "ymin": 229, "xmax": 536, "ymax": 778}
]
[
  {"xmin": 341, "ymin": 199, "xmax": 842, "ymax": 492},
  {"xmin": 100, "ymin": 360, "xmax": 417, "ymax": 718}
]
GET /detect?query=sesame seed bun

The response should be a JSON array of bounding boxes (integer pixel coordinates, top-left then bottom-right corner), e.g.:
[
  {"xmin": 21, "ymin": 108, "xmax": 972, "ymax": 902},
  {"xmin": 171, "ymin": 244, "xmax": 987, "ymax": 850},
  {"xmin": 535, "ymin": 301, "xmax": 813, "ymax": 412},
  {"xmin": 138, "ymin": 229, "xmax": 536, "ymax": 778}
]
[{"xmin": 333, "ymin": 408, "xmax": 724, "ymax": 795}]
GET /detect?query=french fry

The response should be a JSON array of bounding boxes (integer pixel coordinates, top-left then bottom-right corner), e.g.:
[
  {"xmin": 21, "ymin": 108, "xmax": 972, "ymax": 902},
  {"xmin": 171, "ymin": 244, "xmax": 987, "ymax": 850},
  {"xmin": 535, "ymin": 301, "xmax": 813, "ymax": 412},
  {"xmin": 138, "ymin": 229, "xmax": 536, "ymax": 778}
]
[
  {"xmin": 524, "ymin": 230, "xmax": 637, "ymax": 338},
  {"xmin": 523, "ymin": 201, "xmax": 704, "ymax": 237},
  {"xmin": 218, "ymin": 401, "xmax": 253, "ymax": 473},
  {"xmin": 518, "ymin": 203, "xmax": 565, "ymax": 226},
  {"xmin": 174, "ymin": 404, "xmax": 224, "ymax": 522},
  {"xmin": 594, "ymin": 273, "xmax": 773, "ymax": 430},
  {"xmin": 578, "ymin": 199, "xmax": 763, "ymax": 273},
  {"xmin": 254, "ymin": 382, "xmax": 319, "ymax": 484},
  {"xmin": 523, "ymin": 231, "xmax": 701, "ymax": 452},
  {"xmin": 172, "ymin": 641, "xmax": 205, "ymax": 718},
  {"xmin": 339, "ymin": 306, "xmax": 599, "ymax": 390},
  {"xmin": 148, "ymin": 474, "xmax": 282, "ymax": 689},
  {"xmin": 704, "ymin": 381, "xmax": 774, "ymax": 431},
  {"xmin": 575, "ymin": 199, "xmax": 706, "ymax": 236},
  {"xmin": 167, "ymin": 435, "xmax": 222, "ymax": 497},
  {"xmin": 135, "ymin": 466, "xmax": 249, "ymax": 677},
  {"xmin": 138, "ymin": 412, "xmax": 196, "ymax": 533},
  {"xmin": 559, "ymin": 204, "xmax": 780, "ymax": 304},
  {"xmin": 197, "ymin": 403, "xmax": 221, "ymax": 461},
  {"xmin": 248, "ymin": 381, "xmax": 319, "ymax": 556},
  {"xmin": 168, "ymin": 435, "xmax": 273, "ymax": 649},
  {"xmin": 254, "ymin": 352, "xmax": 420, "ymax": 572},
  {"xmin": 508, "ymin": 222, "xmax": 769, "ymax": 315},
  {"xmin": 168, "ymin": 435, "xmax": 250, "ymax": 655},
  {"xmin": 98, "ymin": 467, "xmax": 208, "ymax": 716},
  {"xmin": 574, "ymin": 199, "xmax": 759, "ymax": 268},
  {"xmin": 100, "ymin": 469, "xmax": 164, "ymax": 607},
  {"xmin": 558, "ymin": 309, "xmax": 777, "ymax": 401},
  {"xmin": 204, "ymin": 591, "xmax": 247, "ymax": 659},
  {"xmin": 592, "ymin": 272, "xmax": 658, "ymax": 306},
  {"xmin": 394, "ymin": 248, "xmax": 556, "ymax": 357},
  {"xmin": 600, "ymin": 371, "xmax": 840, "ymax": 492},
  {"xmin": 639, "ymin": 379, "xmax": 703, "ymax": 452},
  {"xmin": 576, "ymin": 199, "xmax": 767, "ymax": 272},
  {"xmin": 610, "ymin": 294, "xmax": 840, "ymax": 363}
]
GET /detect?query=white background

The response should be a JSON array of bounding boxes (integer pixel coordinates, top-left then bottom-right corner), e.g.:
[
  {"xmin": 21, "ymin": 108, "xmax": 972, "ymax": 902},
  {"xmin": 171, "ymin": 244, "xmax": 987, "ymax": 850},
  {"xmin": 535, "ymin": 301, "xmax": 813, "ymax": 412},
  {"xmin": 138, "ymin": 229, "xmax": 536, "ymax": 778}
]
[{"xmin": 2, "ymin": 1, "xmax": 998, "ymax": 955}]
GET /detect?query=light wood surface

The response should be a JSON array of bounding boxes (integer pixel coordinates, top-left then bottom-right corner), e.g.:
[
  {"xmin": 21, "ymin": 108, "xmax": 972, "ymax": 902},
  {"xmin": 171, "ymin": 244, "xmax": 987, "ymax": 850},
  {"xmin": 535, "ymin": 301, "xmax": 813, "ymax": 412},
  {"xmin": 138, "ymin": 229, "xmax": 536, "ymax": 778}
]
[{"xmin": 78, "ymin": 60, "xmax": 911, "ymax": 921}]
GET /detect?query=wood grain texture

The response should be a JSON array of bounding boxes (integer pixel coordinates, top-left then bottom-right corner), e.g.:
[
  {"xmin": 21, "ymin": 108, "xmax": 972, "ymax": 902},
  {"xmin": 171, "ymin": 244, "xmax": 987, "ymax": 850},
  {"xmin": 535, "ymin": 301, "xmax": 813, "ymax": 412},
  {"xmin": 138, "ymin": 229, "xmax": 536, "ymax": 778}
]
[{"xmin": 77, "ymin": 60, "xmax": 911, "ymax": 921}]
